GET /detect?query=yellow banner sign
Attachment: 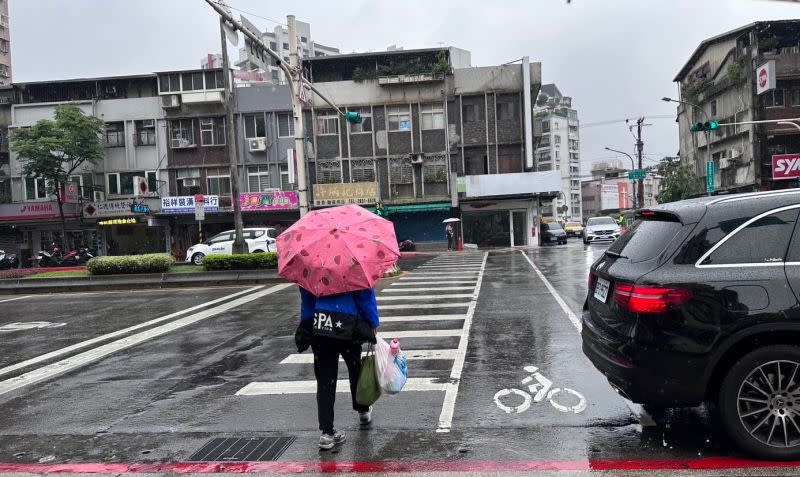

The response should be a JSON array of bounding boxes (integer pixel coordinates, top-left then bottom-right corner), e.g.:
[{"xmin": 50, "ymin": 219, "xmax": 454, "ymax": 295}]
[{"xmin": 313, "ymin": 182, "xmax": 378, "ymax": 207}]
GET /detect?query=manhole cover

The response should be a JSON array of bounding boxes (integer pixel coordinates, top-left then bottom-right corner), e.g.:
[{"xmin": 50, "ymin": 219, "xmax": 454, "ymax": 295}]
[{"xmin": 188, "ymin": 437, "xmax": 295, "ymax": 462}]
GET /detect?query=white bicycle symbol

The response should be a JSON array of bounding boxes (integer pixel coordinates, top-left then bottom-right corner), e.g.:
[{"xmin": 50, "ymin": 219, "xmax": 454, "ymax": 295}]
[{"xmin": 494, "ymin": 365, "xmax": 587, "ymax": 414}]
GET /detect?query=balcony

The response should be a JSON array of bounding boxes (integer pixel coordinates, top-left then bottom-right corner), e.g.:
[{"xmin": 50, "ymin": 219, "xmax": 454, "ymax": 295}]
[
  {"xmin": 761, "ymin": 50, "xmax": 800, "ymax": 79},
  {"xmin": 181, "ymin": 90, "xmax": 224, "ymax": 105},
  {"xmin": 378, "ymin": 72, "xmax": 445, "ymax": 86}
]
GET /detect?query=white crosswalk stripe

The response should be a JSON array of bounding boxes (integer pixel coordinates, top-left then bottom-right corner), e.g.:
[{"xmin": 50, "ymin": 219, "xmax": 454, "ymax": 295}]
[{"xmin": 236, "ymin": 253, "xmax": 489, "ymax": 434}]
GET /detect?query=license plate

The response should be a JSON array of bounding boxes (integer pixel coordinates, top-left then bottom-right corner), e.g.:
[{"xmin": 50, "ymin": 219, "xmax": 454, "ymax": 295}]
[{"xmin": 594, "ymin": 277, "xmax": 610, "ymax": 303}]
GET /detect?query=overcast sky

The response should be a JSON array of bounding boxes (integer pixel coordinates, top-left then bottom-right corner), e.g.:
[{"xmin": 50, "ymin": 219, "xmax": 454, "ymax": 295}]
[{"xmin": 9, "ymin": 0, "xmax": 800, "ymax": 177}]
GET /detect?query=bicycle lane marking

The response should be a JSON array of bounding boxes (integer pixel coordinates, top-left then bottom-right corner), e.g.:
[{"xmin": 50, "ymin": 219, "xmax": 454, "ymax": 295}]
[
  {"xmin": 517, "ymin": 250, "xmax": 655, "ymax": 427},
  {"xmin": 437, "ymin": 251, "xmax": 489, "ymax": 434}
]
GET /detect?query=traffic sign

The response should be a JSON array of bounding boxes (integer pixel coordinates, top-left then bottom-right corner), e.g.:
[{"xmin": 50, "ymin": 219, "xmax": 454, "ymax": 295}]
[
  {"xmin": 195, "ymin": 194, "xmax": 205, "ymax": 221},
  {"xmin": 628, "ymin": 169, "xmax": 646, "ymax": 180},
  {"xmin": 706, "ymin": 161, "xmax": 715, "ymax": 193}
]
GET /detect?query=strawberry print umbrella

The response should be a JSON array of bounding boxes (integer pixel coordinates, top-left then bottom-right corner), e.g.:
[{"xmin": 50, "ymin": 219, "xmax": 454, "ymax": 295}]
[{"xmin": 277, "ymin": 204, "xmax": 400, "ymax": 296}]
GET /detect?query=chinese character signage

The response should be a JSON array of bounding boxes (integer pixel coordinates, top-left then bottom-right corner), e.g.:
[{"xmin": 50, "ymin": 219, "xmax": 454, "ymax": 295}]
[
  {"xmin": 239, "ymin": 191, "xmax": 299, "ymax": 211},
  {"xmin": 313, "ymin": 183, "xmax": 378, "ymax": 207},
  {"xmin": 83, "ymin": 199, "xmax": 160, "ymax": 218},
  {"xmin": 160, "ymin": 195, "xmax": 219, "ymax": 214}
]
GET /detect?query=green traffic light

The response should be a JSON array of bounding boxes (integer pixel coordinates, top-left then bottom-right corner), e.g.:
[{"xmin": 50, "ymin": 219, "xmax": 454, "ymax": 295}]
[
  {"xmin": 344, "ymin": 111, "xmax": 363, "ymax": 124},
  {"xmin": 690, "ymin": 122, "xmax": 700, "ymax": 132},
  {"xmin": 707, "ymin": 120, "xmax": 718, "ymax": 130}
]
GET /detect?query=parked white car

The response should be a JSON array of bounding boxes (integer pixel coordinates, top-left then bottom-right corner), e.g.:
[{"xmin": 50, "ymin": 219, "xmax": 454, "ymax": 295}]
[
  {"xmin": 582, "ymin": 217, "xmax": 621, "ymax": 245},
  {"xmin": 185, "ymin": 228, "xmax": 278, "ymax": 265}
]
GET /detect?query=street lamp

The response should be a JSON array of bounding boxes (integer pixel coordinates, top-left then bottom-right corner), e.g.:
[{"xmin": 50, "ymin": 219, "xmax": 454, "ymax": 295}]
[
  {"xmin": 662, "ymin": 97, "xmax": 712, "ymax": 194},
  {"xmin": 605, "ymin": 146, "xmax": 637, "ymax": 208}
]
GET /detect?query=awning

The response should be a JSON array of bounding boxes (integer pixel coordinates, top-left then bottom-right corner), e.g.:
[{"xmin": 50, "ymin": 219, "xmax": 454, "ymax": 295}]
[{"xmin": 386, "ymin": 202, "xmax": 451, "ymax": 213}]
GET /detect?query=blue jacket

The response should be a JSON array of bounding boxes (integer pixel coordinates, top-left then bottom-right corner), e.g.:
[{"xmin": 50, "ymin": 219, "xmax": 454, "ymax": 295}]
[{"xmin": 300, "ymin": 287, "xmax": 380, "ymax": 328}]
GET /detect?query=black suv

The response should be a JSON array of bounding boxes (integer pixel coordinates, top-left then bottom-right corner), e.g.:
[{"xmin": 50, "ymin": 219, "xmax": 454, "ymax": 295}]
[{"xmin": 582, "ymin": 190, "xmax": 800, "ymax": 460}]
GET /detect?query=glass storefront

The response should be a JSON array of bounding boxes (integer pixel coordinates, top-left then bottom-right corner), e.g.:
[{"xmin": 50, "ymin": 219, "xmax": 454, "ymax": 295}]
[{"xmin": 463, "ymin": 209, "xmax": 529, "ymax": 248}]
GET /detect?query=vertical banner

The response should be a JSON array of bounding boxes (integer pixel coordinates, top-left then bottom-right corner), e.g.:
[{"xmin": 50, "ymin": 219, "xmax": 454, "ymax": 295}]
[{"xmin": 287, "ymin": 148, "xmax": 297, "ymax": 184}]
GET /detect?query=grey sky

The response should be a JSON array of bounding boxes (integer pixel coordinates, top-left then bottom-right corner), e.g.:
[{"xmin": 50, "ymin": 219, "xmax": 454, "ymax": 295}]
[{"xmin": 9, "ymin": 0, "xmax": 800, "ymax": 178}]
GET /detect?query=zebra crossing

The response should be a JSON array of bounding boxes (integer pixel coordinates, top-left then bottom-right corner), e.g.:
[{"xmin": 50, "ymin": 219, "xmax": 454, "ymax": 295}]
[{"xmin": 235, "ymin": 252, "xmax": 488, "ymax": 433}]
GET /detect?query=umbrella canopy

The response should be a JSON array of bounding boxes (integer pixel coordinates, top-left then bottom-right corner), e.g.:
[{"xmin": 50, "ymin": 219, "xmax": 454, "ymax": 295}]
[
  {"xmin": 442, "ymin": 218, "xmax": 461, "ymax": 223},
  {"xmin": 277, "ymin": 204, "xmax": 400, "ymax": 296}
]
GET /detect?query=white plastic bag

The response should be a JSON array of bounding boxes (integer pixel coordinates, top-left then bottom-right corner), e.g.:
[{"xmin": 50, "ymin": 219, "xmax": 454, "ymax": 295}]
[{"xmin": 374, "ymin": 336, "xmax": 408, "ymax": 395}]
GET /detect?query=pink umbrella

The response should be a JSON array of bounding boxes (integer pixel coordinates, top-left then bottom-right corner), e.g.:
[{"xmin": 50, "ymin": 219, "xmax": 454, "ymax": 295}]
[{"xmin": 277, "ymin": 204, "xmax": 400, "ymax": 296}]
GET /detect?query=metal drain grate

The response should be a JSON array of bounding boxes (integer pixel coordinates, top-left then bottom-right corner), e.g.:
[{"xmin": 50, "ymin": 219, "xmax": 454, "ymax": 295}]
[{"xmin": 188, "ymin": 437, "xmax": 295, "ymax": 462}]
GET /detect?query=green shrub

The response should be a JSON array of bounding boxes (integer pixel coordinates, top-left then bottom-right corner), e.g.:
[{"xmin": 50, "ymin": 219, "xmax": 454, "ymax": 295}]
[
  {"xmin": 87, "ymin": 253, "xmax": 174, "ymax": 275},
  {"xmin": 202, "ymin": 252, "xmax": 278, "ymax": 271}
]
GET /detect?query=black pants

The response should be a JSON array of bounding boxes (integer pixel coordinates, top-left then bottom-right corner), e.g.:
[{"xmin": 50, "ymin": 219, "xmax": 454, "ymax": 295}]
[{"xmin": 312, "ymin": 339, "xmax": 369, "ymax": 434}]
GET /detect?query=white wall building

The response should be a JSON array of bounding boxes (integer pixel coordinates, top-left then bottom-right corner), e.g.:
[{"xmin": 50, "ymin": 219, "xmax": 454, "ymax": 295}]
[
  {"xmin": 235, "ymin": 19, "xmax": 339, "ymax": 85},
  {"xmin": 534, "ymin": 84, "xmax": 581, "ymax": 221}
]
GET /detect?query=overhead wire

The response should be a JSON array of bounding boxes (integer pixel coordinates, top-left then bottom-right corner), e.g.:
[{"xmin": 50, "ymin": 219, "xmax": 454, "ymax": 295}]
[{"xmin": 215, "ymin": 1, "xmax": 287, "ymax": 27}]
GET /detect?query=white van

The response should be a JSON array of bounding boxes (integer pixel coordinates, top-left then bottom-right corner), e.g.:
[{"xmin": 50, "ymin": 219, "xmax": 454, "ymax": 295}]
[{"xmin": 185, "ymin": 227, "xmax": 278, "ymax": 265}]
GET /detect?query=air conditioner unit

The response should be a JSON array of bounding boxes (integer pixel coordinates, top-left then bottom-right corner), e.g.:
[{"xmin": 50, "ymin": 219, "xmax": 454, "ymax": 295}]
[
  {"xmin": 249, "ymin": 137, "xmax": 267, "ymax": 152},
  {"xmin": 720, "ymin": 158, "xmax": 738, "ymax": 170},
  {"xmin": 410, "ymin": 154, "xmax": 424, "ymax": 164},
  {"xmin": 161, "ymin": 94, "xmax": 180, "ymax": 108},
  {"xmin": 182, "ymin": 178, "xmax": 199, "ymax": 187},
  {"xmin": 93, "ymin": 191, "xmax": 105, "ymax": 202},
  {"xmin": 141, "ymin": 119, "xmax": 155, "ymax": 128}
]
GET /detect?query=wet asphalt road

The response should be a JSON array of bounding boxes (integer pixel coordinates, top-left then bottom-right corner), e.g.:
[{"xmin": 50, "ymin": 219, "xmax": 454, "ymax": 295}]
[{"xmin": 0, "ymin": 241, "xmax": 770, "ymax": 473}]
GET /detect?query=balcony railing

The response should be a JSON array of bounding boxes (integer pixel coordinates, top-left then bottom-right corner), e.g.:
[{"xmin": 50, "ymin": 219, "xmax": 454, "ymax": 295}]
[{"xmin": 378, "ymin": 72, "xmax": 445, "ymax": 85}]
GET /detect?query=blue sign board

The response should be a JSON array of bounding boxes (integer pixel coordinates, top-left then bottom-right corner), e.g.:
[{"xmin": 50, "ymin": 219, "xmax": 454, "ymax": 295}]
[{"xmin": 160, "ymin": 195, "xmax": 219, "ymax": 214}]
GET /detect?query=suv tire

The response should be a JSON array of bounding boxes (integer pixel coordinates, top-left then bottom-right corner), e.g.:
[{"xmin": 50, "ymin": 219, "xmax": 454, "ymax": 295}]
[{"xmin": 719, "ymin": 345, "xmax": 800, "ymax": 460}]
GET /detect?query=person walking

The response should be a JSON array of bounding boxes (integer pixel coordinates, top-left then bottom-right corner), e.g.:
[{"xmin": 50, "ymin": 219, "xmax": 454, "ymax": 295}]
[
  {"xmin": 445, "ymin": 223, "xmax": 454, "ymax": 251},
  {"xmin": 299, "ymin": 287, "xmax": 379, "ymax": 449}
]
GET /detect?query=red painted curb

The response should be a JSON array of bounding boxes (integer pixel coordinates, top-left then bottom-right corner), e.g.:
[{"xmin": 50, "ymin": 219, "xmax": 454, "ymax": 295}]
[{"xmin": 1, "ymin": 458, "xmax": 799, "ymax": 474}]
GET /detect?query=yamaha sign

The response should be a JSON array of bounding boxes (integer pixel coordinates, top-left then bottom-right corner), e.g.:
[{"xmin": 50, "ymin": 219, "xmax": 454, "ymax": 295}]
[{"xmin": 772, "ymin": 154, "xmax": 800, "ymax": 180}]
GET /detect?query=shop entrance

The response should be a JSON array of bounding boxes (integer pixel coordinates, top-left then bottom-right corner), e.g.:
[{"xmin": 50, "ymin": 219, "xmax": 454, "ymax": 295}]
[{"xmin": 463, "ymin": 209, "xmax": 528, "ymax": 248}]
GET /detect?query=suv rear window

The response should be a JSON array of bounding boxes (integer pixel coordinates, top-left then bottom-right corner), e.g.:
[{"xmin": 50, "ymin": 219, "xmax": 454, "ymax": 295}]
[{"xmin": 606, "ymin": 217, "xmax": 683, "ymax": 262}]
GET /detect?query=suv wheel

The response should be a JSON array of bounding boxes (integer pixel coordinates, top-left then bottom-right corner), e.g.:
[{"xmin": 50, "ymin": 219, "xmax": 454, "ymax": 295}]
[
  {"xmin": 719, "ymin": 345, "xmax": 800, "ymax": 460},
  {"xmin": 191, "ymin": 252, "xmax": 205, "ymax": 266}
]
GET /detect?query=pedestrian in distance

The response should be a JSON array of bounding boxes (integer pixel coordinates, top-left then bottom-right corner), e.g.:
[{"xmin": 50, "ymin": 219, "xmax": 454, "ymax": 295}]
[
  {"xmin": 276, "ymin": 204, "xmax": 401, "ymax": 451},
  {"xmin": 445, "ymin": 223, "xmax": 454, "ymax": 251}
]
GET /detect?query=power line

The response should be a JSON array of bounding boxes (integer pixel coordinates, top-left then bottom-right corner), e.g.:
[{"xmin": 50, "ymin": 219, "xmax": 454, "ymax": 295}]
[
  {"xmin": 215, "ymin": 1, "xmax": 287, "ymax": 27},
  {"xmin": 580, "ymin": 115, "xmax": 674, "ymax": 129}
]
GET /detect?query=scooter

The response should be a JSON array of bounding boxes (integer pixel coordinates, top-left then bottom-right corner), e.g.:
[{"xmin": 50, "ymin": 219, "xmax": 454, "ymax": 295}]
[
  {"xmin": 61, "ymin": 247, "xmax": 94, "ymax": 266},
  {"xmin": 37, "ymin": 244, "xmax": 64, "ymax": 268},
  {"xmin": 0, "ymin": 250, "xmax": 19, "ymax": 270},
  {"xmin": 399, "ymin": 239, "xmax": 416, "ymax": 252}
]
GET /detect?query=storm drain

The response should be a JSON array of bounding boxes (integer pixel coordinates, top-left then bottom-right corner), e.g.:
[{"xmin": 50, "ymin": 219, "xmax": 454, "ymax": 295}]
[{"xmin": 188, "ymin": 437, "xmax": 295, "ymax": 462}]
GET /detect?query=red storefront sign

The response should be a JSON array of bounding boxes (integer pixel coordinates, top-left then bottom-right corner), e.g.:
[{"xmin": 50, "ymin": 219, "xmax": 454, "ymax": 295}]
[
  {"xmin": 772, "ymin": 154, "xmax": 800, "ymax": 180},
  {"xmin": 0, "ymin": 202, "xmax": 80, "ymax": 221}
]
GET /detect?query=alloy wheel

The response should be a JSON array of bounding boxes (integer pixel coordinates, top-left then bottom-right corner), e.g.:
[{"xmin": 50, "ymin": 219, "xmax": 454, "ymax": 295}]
[{"xmin": 737, "ymin": 360, "xmax": 800, "ymax": 448}]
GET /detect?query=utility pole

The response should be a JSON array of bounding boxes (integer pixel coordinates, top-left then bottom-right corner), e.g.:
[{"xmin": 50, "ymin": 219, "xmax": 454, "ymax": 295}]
[
  {"xmin": 287, "ymin": 15, "xmax": 309, "ymax": 217},
  {"xmin": 636, "ymin": 117, "xmax": 645, "ymax": 208},
  {"xmin": 220, "ymin": 16, "xmax": 247, "ymax": 253}
]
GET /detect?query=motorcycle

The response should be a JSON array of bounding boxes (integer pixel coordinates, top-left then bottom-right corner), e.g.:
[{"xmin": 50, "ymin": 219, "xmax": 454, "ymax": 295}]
[
  {"xmin": 61, "ymin": 247, "xmax": 94, "ymax": 266},
  {"xmin": 37, "ymin": 244, "xmax": 65, "ymax": 268},
  {"xmin": 0, "ymin": 249, "xmax": 19, "ymax": 270}
]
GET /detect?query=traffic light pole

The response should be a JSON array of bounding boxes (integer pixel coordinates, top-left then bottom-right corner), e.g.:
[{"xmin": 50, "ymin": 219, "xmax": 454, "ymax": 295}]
[{"xmin": 636, "ymin": 117, "xmax": 645, "ymax": 208}]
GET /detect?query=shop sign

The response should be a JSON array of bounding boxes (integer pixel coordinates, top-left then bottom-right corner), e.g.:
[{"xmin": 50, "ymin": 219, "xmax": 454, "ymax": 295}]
[
  {"xmin": 99, "ymin": 218, "xmax": 138, "ymax": 226},
  {"xmin": 756, "ymin": 60, "xmax": 776, "ymax": 95},
  {"xmin": 772, "ymin": 154, "xmax": 800, "ymax": 180},
  {"xmin": 84, "ymin": 199, "xmax": 157, "ymax": 218},
  {"xmin": 240, "ymin": 191, "xmax": 299, "ymax": 211},
  {"xmin": 313, "ymin": 182, "xmax": 378, "ymax": 207},
  {"xmin": 0, "ymin": 202, "xmax": 80, "ymax": 221},
  {"xmin": 160, "ymin": 195, "xmax": 219, "ymax": 214}
]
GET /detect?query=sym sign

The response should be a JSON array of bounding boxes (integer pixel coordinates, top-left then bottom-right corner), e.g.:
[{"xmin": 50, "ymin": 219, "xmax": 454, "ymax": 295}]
[
  {"xmin": 772, "ymin": 154, "xmax": 800, "ymax": 180},
  {"xmin": 756, "ymin": 60, "xmax": 776, "ymax": 95}
]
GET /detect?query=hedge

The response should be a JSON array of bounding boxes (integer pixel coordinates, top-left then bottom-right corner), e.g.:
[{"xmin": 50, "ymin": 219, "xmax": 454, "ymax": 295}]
[
  {"xmin": 87, "ymin": 253, "xmax": 174, "ymax": 275},
  {"xmin": 202, "ymin": 252, "xmax": 278, "ymax": 271}
]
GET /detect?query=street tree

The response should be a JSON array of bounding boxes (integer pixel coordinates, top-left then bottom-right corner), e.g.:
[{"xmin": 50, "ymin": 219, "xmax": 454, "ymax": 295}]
[
  {"xmin": 656, "ymin": 156, "xmax": 703, "ymax": 204},
  {"xmin": 10, "ymin": 105, "xmax": 105, "ymax": 247}
]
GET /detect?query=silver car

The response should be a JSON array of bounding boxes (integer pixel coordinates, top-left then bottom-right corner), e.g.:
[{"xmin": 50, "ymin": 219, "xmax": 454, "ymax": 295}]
[{"xmin": 582, "ymin": 216, "xmax": 621, "ymax": 244}]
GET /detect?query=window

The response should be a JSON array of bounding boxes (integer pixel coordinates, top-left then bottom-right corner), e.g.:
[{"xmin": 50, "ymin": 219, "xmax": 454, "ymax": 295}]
[
  {"xmin": 555, "ymin": 150, "xmax": 560, "ymax": 160},
  {"xmin": 423, "ymin": 156, "xmax": 447, "ymax": 183},
  {"xmin": 710, "ymin": 100, "xmax": 717, "ymax": 116},
  {"xmin": 300, "ymin": 36, "xmax": 308, "ymax": 43},
  {"xmin": 0, "ymin": 39, "xmax": 9, "ymax": 54},
  {"xmin": 541, "ymin": 120, "xmax": 550, "ymax": 132},
  {"xmin": 170, "ymin": 119, "xmax": 194, "ymax": 148},
  {"xmin": 181, "ymin": 72, "xmax": 204, "ymax": 91},
  {"xmin": 791, "ymin": 89, "xmax": 800, "ymax": 107},
  {"xmin": 387, "ymin": 105, "xmax": 411, "ymax": 131},
  {"xmin": 554, "ymin": 135, "xmax": 561, "ymax": 145},
  {"xmin": 271, "ymin": 70, "xmax": 280, "ymax": 84},
  {"xmin": 463, "ymin": 103, "xmax": 483, "ymax": 122},
  {"xmin": 206, "ymin": 169, "xmax": 231, "ymax": 195},
  {"xmin": 105, "ymin": 122, "xmax": 125, "ymax": 147},
  {"xmin": 200, "ymin": 117, "xmax": 225, "ymax": 146},
  {"xmin": 207, "ymin": 233, "xmax": 233, "ymax": 245},
  {"xmin": 496, "ymin": 100, "xmax": 517, "ymax": 121},
  {"xmin": 25, "ymin": 177, "xmax": 48, "ymax": 200},
  {"xmin": 390, "ymin": 157, "xmax": 414, "ymax": 183},
  {"xmin": 350, "ymin": 159, "xmax": 376, "ymax": 182},
  {"xmin": 316, "ymin": 160, "xmax": 342, "ymax": 184},
  {"xmin": 277, "ymin": 112, "xmax": 295, "ymax": 137},
  {"xmin": 420, "ymin": 103, "xmax": 445, "ymax": 130},
  {"xmin": 703, "ymin": 208, "xmax": 798, "ymax": 266},
  {"xmin": 280, "ymin": 163, "xmax": 292, "ymax": 190},
  {"xmin": 765, "ymin": 89, "xmax": 785, "ymax": 108},
  {"xmin": 269, "ymin": 41, "xmax": 277, "ymax": 51},
  {"xmin": 107, "ymin": 171, "xmax": 154, "ymax": 196},
  {"xmin": 248, "ymin": 165, "xmax": 271, "ymax": 192},
  {"xmin": 244, "ymin": 114, "xmax": 266, "ymax": 139},
  {"xmin": 69, "ymin": 174, "xmax": 94, "ymax": 199},
  {"xmin": 315, "ymin": 114, "xmax": 339, "ymax": 135},
  {"xmin": 146, "ymin": 171, "xmax": 157, "ymax": 194},
  {"xmin": 539, "ymin": 137, "xmax": 550, "ymax": 148},
  {"xmin": 349, "ymin": 109, "xmax": 372, "ymax": 133},
  {"xmin": 282, "ymin": 43, "xmax": 289, "ymax": 50},
  {"xmin": 204, "ymin": 70, "xmax": 224, "ymax": 89},
  {"xmin": 554, "ymin": 122, "xmax": 560, "ymax": 130},
  {"xmin": 135, "ymin": 120, "xmax": 156, "ymax": 146},
  {"xmin": 159, "ymin": 73, "xmax": 181, "ymax": 93}
]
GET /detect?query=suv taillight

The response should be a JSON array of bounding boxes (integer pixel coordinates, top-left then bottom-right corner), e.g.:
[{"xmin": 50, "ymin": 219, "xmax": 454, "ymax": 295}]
[
  {"xmin": 613, "ymin": 283, "xmax": 691, "ymax": 314},
  {"xmin": 588, "ymin": 272, "xmax": 597, "ymax": 289}
]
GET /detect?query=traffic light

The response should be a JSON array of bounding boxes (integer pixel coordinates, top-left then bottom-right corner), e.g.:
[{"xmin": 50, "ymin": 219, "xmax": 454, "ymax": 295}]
[
  {"xmin": 375, "ymin": 201, "xmax": 386, "ymax": 217},
  {"xmin": 344, "ymin": 111, "xmax": 363, "ymax": 124},
  {"xmin": 690, "ymin": 121, "xmax": 719, "ymax": 132}
]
